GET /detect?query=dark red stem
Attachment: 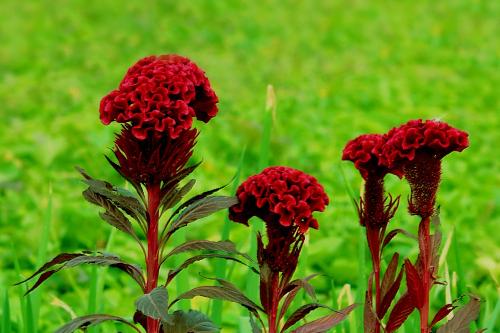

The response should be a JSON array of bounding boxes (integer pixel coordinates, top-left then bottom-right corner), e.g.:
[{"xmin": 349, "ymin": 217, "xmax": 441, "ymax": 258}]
[
  {"xmin": 366, "ymin": 227, "xmax": 382, "ymax": 333},
  {"xmin": 267, "ymin": 271, "xmax": 280, "ymax": 333},
  {"xmin": 146, "ymin": 183, "xmax": 161, "ymax": 333},
  {"xmin": 419, "ymin": 216, "xmax": 431, "ymax": 333}
]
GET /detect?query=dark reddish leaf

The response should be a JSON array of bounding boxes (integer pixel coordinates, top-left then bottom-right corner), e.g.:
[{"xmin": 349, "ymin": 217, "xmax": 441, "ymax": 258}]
[
  {"xmin": 290, "ymin": 303, "xmax": 358, "ymax": 333},
  {"xmin": 404, "ymin": 260, "xmax": 423, "ymax": 309},
  {"xmin": 15, "ymin": 253, "xmax": 80, "ymax": 286},
  {"xmin": 170, "ymin": 183, "xmax": 229, "ymax": 220},
  {"xmin": 160, "ymin": 179, "xmax": 196, "ymax": 214},
  {"xmin": 55, "ymin": 314, "xmax": 141, "ymax": 333},
  {"xmin": 18, "ymin": 252, "xmax": 145, "ymax": 293},
  {"xmin": 171, "ymin": 285, "xmax": 264, "ymax": 316},
  {"xmin": 364, "ymin": 291, "xmax": 377, "ymax": 333},
  {"xmin": 382, "ymin": 229, "xmax": 416, "ymax": 250},
  {"xmin": 386, "ymin": 293, "xmax": 415, "ymax": 333},
  {"xmin": 281, "ymin": 303, "xmax": 329, "ymax": 332},
  {"xmin": 164, "ymin": 240, "xmax": 250, "ymax": 261},
  {"xmin": 166, "ymin": 196, "xmax": 238, "ymax": 236},
  {"xmin": 379, "ymin": 264, "xmax": 404, "ymax": 318},
  {"xmin": 278, "ymin": 274, "xmax": 318, "ymax": 321},
  {"xmin": 165, "ymin": 253, "xmax": 257, "ymax": 285},
  {"xmin": 381, "ymin": 253, "xmax": 400, "ymax": 298},
  {"xmin": 436, "ymin": 296, "xmax": 481, "ymax": 333},
  {"xmin": 431, "ymin": 303, "xmax": 456, "ymax": 328}
]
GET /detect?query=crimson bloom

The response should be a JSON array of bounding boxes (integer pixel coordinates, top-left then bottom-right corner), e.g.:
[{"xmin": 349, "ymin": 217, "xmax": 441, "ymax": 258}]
[
  {"xmin": 382, "ymin": 119, "xmax": 469, "ymax": 218},
  {"xmin": 229, "ymin": 166, "xmax": 330, "ymax": 333},
  {"xmin": 100, "ymin": 54, "xmax": 218, "ymax": 140},
  {"xmin": 229, "ymin": 166, "xmax": 329, "ymax": 234}
]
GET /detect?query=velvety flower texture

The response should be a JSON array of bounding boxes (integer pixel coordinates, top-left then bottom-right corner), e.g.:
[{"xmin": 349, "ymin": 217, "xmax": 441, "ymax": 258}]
[
  {"xmin": 229, "ymin": 166, "xmax": 329, "ymax": 234},
  {"xmin": 342, "ymin": 134, "xmax": 402, "ymax": 179},
  {"xmin": 100, "ymin": 55, "xmax": 218, "ymax": 140},
  {"xmin": 342, "ymin": 134, "xmax": 400, "ymax": 228},
  {"xmin": 109, "ymin": 125, "xmax": 198, "ymax": 186},
  {"xmin": 381, "ymin": 119, "xmax": 469, "ymax": 169},
  {"xmin": 383, "ymin": 119, "xmax": 469, "ymax": 217}
]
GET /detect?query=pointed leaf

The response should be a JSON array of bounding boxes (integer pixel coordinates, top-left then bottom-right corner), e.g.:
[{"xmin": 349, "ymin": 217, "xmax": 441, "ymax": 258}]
[
  {"xmin": 171, "ymin": 183, "xmax": 229, "ymax": 219},
  {"xmin": 160, "ymin": 179, "xmax": 196, "ymax": 213},
  {"xmin": 379, "ymin": 264, "xmax": 404, "ymax": 318},
  {"xmin": 290, "ymin": 303, "xmax": 358, "ymax": 333},
  {"xmin": 281, "ymin": 303, "xmax": 329, "ymax": 332},
  {"xmin": 171, "ymin": 286, "xmax": 264, "ymax": 315},
  {"xmin": 18, "ymin": 252, "xmax": 145, "ymax": 294},
  {"xmin": 55, "ymin": 314, "xmax": 141, "ymax": 333},
  {"xmin": 364, "ymin": 291, "xmax": 377, "ymax": 333},
  {"xmin": 437, "ymin": 296, "xmax": 481, "ymax": 333},
  {"xmin": 164, "ymin": 240, "xmax": 249, "ymax": 261},
  {"xmin": 386, "ymin": 293, "xmax": 415, "ymax": 333},
  {"xmin": 431, "ymin": 303, "xmax": 457, "ymax": 328},
  {"xmin": 135, "ymin": 287, "xmax": 170, "ymax": 322},
  {"xmin": 405, "ymin": 260, "xmax": 423, "ymax": 308},
  {"xmin": 279, "ymin": 274, "xmax": 318, "ymax": 321},
  {"xmin": 382, "ymin": 229, "xmax": 417, "ymax": 250},
  {"xmin": 161, "ymin": 310, "xmax": 218, "ymax": 333},
  {"xmin": 167, "ymin": 196, "xmax": 238, "ymax": 235},
  {"xmin": 381, "ymin": 253, "xmax": 399, "ymax": 298},
  {"xmin": 166, "ymin": 253, "xmax": 258, "ymax": 285},
  {"xmin": 249, "ymin": 314, "xmax": 262, "ymax": 333}
]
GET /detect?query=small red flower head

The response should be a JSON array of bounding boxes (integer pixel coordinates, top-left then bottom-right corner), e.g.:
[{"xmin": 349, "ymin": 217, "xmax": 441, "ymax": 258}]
[
  {"xmin": 229, "ymin": 166, "xmax": 329, "ymax": 234},
  {"xmin": 381, "ymin": 119, "xmax": 469, "ymax": 168},
  {"xmin": 100, "ymin": 55, "xmax": 218, "ymax": 140},
  {"xmin": 342, "ymin": 134, "xmax": 402, "ymax": 179},
  {"xmin": 382, "ymin": 119, "xmax": 469, "ymax": 217}
]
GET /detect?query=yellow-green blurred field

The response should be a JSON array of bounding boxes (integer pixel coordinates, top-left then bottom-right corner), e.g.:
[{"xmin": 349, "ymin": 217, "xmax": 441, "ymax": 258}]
[{"xmin": 0, "ymin": 0, "xmax": 498, "ymax": 332}]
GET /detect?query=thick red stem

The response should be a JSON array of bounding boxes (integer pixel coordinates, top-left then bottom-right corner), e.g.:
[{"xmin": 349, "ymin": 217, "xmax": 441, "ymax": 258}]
[
  {"xmin": 419, "ymin": 217, "xmax": 431, "ymax": 333},
  {"xmin": 146, "ymin": 183, "xmax": 161, "ymax": 333},
  {"xmin": 267, "ymin": 271, "xmax": 280, "ymax": 333},
  {"xmin": 367, "ymin": 227, "xmax": 382, "ymax": 333}
]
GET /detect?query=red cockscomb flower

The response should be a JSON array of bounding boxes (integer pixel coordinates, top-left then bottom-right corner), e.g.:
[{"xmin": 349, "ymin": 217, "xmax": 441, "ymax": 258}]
[
  {"xmin": 382, "ymin": 119, "xmax": 469, "ymax": 217},
  {"xmin": 229, "ymin": 166, "xmax": 329, "ymax": 234},
  {"xmin": 100, "ymin": 55, "xmax": 218, "ymax": 140},
  {"xmin": 342, "ymin": 134, "xmax": 402, "ymax": 179}
]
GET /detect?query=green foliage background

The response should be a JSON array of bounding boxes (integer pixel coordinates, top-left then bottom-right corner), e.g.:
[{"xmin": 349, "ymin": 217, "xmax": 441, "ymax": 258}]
[{"xmin": 0, "ymin": 0, "xmax": 498, "ymax": 331}]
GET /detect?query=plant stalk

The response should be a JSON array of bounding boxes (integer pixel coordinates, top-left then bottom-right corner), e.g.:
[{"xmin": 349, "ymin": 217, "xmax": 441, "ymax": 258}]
[
  {"xmin": 267, "ymin": 271, "xmax": 280, "ymax": 333},
  {"xmin": 146, "ymin": 183, "xmax": 161, "ymax": 333},
  {"xmin": 419, "ymin": 216, "xmax": 431, "ymax": 333}
]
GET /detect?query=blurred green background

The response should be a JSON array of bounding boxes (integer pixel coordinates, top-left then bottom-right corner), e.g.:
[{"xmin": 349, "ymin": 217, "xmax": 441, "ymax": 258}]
[{"xmin": 0, "ymin": 0, "xmax": 498, "ymax": 332}]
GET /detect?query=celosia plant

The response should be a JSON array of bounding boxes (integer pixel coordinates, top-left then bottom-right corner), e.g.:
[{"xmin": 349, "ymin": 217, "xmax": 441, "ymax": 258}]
[
  {"xmin": 382, "ymin": 119, "xmax": 472, "ymax": 333},
  {"xmin": 342, "ymin": 134, "xmax": 402, "ymax": 333},
  {"xmin": 173, "ymin": 166, "xmax": 356, "ymax": 333},
  {"xmin": 18, "ymin": 55, "xmax": 244, "ymax": 333},
  {"xmin": 343, "ymin": 119, "xmax": 482, "ymax": 333}
]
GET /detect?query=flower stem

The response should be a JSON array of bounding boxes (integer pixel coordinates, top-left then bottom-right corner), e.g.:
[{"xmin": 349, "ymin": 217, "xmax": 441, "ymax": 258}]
[
  {"xmin": 418, "ymin": 216, "xmax": 431, "ymax": 333},
  {"xmin": 366, "ymin": 227, "xmax": 381, "ymax": 333},
  {"xmin": 146, "ymin": 183, "xmax": 161, "ymax": 333},
  {"xmin": 267, "ymin": 271, "xmax": 280, "ymax": 333}
]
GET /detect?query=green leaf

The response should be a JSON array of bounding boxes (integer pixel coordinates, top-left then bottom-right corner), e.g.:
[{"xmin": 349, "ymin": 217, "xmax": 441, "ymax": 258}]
[
  {"xmin": 281, "ymin": 303, "xmax": 331, "ymax": 332},
  {"xmin": 160, "ymin": 179, "xmax": 196, "ymax": 214},
  {"xmin": 55, "ymin": 314, "xmax": 141, "ymax": 333},
  {"xmin": 162, "ymin": 310, "xmax": 218, "ymax": 333},
  {"xmin": 135, "ymin": 287, "xmax": 170, "ymax": 322},
  {"xmin": 167, "ymin": 196, "xmax": 238, "ymax": 236}
]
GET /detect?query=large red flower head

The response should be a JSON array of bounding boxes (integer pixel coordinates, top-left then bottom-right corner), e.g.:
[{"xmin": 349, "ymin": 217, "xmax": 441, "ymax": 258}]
[
  {"xmin": 381, "ymin": 119, "xmax": 469, "ymax": 168},
  {"xmin": 382, "ymin": 119, "xmax": 469, "ymax": 218},
  {"xmin": 229, "ymin": 166, "xmax": 329, "ymax": 234},
  {"xmin": 342, "ymin": 134, "xmax": 402, "ymax": 179},
  {"xmin": 100, "ymin": 55, "xmax": 218, "ymax": 140}
]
